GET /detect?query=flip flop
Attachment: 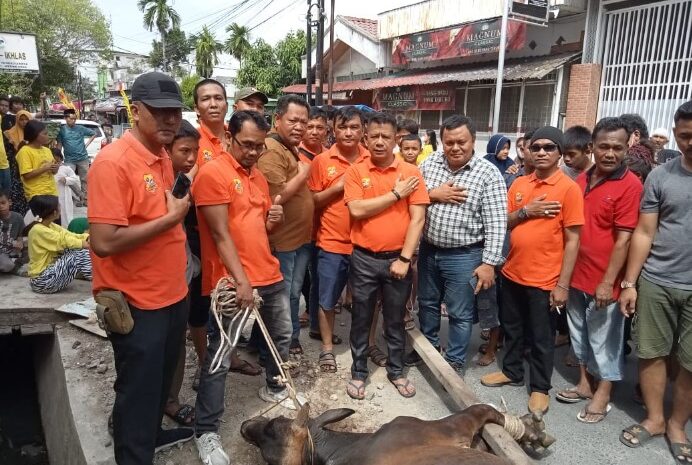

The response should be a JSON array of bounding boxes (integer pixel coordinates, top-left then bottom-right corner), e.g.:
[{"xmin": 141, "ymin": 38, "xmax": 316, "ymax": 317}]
[
  {"xmin": 165, "ymin": 404, "xmax": 195, "ymax": 427},
  {"xmin": 620, "ymin": 423, "xmax": 662, "ymax": 448},
  {"xmin": 556, "ymin": 387, "xmax": 591, "ymax": 404},
  {"xmin": 666, "ymin": 437, "xmax": 692, "ymax": 464},
  {"xmin": 390, "ymin": 378, "xmax": 416, "ymax": 398},
  {"xmin": 577, "ymin": 404, "xmax": 612, "ymax": 424},
  {"xmin": 229, "ymin": 359, "xmax": 262, "ymax": 376},
  {"xmin": 346, "ymin": 380, "xmax": 365, "ymax": 400}
]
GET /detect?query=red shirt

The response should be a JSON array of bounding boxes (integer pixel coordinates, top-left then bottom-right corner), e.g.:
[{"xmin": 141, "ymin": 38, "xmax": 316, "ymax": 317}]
[{"xmin": 571, "ymin": 165, "xmax": 642, "ymax": 298}]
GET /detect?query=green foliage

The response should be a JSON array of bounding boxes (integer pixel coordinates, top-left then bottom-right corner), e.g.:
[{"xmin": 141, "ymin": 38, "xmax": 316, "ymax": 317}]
[
  {"xmin": 0, "ymin": 0, "xmax": 111, "ymax": 103},
  {"xmin": 225, "ymin": 23, "xmax": 251, "ymax": 66},
  {"xmin": 149, "ymin": 28, "xmax": 192, "ymax": 73},
  {"xmin": 180, "ymin": 74, "xmax": 201, "ymax": 110},
  {"xmin": 138, "ymin": 0, "xmax": 181, "ymax": 35},
  {"xmin": 236, "ymin": 30, "xmax": 306, "ymax": 98},
  {"xmin": 192, "ymin": 26, "xmax": 223, "ymax": 78}
]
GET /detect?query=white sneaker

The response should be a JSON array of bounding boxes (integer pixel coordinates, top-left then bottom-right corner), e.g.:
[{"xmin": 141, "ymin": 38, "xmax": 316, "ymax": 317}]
[
  {"xmin": 195, "ymin": 432, "xmax": 230, "ymax": 465},
  {"xmin": 258, "ymin": 385, "xmax": 307, "ymax": 410}
]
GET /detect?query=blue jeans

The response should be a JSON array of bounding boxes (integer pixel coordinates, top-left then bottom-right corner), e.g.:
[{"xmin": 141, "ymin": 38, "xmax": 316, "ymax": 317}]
[
  {"xmin": 0, "ymin": 168, "xmax": 10, "ymax": 191},
  {"xmin": 275, "ymin": 243, "xmax": 312, "ymax": 343},
  {"xmin": 417, "ymin": 241, "xmax": 482, "ymax": 366},
  {"xmin": 567, "ymin": 288, "xmax": 625, "ymax": 381}
]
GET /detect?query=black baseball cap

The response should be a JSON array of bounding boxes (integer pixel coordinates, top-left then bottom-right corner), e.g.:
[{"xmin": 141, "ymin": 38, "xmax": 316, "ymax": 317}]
[{"xmin": 131, "ymin": 72, "xmax": 183, "ymax": 109}]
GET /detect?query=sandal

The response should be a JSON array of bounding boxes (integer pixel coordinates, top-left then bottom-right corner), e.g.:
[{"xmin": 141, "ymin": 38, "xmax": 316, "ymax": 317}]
[
  {"xmin": 666, "ymin": 437, "xmax": 692, "ymax": 464},
  {"xmin": 165, "ymin": 404, "xmax": 195, "ymax": 427},
  {"xmin": 309, "ymin": 331, "xmax": 342, "ymax": 345},
  {"xmin": 476, "ymin": 353, "xmax": 496, "ymax": 366},
  {"xmin": 289, "ymin": 341, "xmax": 304, "ymax": 355},
  {"xmin": 229, "ymin": 359, "xmax": 262, "ymax": 376},
  {"xmin": 556, "ymin": 387, "xmax": 591, "ymax": 404},
  {"xmin": 620, "ymin": 423, "xmax": 662, "ymax": 448},
  {"xmin": 346, "ymin": 380, "xmax": 365, "ymax": 400},
  {"xmin": 318, "ymin": 351, "xmax": 337, "ymax": 373},
  {"xmin": 576, "ymin": 404, "xmax": 612, "ymax": 424},
  {"xmin": 390, "ymin": 378, "xmax": 416, "ymax": 398},
  {"xmin": 367, "ymin": 345, "xmax": 387, "ymax": 367}
]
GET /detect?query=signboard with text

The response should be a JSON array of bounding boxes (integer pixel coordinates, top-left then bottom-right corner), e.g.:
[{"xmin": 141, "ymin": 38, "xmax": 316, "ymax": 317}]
[
  {"xmin": 0, "ymin": 32, "xmax": 39, "ymax": 73},
  {"xmin": 374, "ymin": 84, "xmax": 456, "ymax": 111},
  {"xmin": 392, "ymin": 18, "xmax": 525, "ymax": 66},
  {"xmin": 511, "ymin": 0, "xmax": 549, "ymax": 23}
]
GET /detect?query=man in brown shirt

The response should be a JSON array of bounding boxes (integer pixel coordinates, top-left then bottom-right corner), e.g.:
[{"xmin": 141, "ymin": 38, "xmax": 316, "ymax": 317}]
[{"xmin": 257, "ymin": 94, "xmax": 314, "ymax": 354}]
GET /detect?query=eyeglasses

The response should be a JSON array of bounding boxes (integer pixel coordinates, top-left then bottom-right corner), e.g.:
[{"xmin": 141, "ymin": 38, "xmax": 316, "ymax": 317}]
[
  {"xmin": 529, "ymin": 143, "xmax": 559, "ymax": 153},
  {"xmin": 232, "ymin": 136, "xmax": 266, "ymax": 154}
]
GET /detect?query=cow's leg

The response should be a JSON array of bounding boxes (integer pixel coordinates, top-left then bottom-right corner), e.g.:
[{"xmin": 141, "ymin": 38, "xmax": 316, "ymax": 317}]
[{"xmin": 441, "ymin": 404, "xmax": 506, "ymax": 447}]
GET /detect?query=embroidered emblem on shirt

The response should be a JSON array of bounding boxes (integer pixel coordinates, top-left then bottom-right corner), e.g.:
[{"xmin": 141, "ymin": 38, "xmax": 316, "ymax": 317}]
[
  {"xmin": 327, "ymin": 166, "xmax": 337, "ymax": 178},
  {"xmin": 143, "ymin": 174, "xmax": 157, "ymax": 193},
  {"xmin": 515, "ymin": 192, "xmax": 523, "ymax": 203},
  {"xmin": 233, "ymin": 178, "xmax": 243, "ymax": 194},
  {"xmin": 203, "ymin": 149, "xmax": 213, "ymax": 162},
  {"xmin": 361, "ymin": 177, "xmax": 371, "ymax": 189}
]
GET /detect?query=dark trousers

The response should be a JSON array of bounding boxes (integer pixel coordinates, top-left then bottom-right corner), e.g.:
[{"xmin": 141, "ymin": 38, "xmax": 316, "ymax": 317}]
[
  {"xmin": 349, "ymin": 248, "xmax": 411, "ymax": 381},
  {"xmin": 109, "ymin": 298, "xmax": 189, "ymax": 465},
  {"xmin": 500, "ymin": 277, "xmax": 556, "ymax": 394}
]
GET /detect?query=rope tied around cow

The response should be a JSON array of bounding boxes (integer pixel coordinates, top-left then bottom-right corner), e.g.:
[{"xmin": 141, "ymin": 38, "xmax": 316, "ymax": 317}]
[
  {"xmin": 501, "ymin": 414, "xmax": 526, "ymax": 441},
  {"xmin": 209, "ymin": 277, "xmax": 302, "ymax": 410}
]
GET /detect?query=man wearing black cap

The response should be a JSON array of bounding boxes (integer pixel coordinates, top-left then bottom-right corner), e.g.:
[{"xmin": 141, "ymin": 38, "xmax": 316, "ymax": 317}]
[
  {"xmin": 481, "ymin": 126, "xmax": 584, "ymax": 416},
  {"xmin": 88, "ymin": 71, "xmax": 193, "ymax": 464},
  {"xmin": 57, "ymin": 108, "xmax": 95, "ymax": 205},
  {"xmin": 232, "ymin": 87, "xmax": 268, "ymax": 114}
]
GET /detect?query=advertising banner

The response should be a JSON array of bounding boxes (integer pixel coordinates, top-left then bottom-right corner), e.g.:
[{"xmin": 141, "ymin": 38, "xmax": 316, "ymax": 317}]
[
  {"xmin": 374, "ymin": 84, "xmax": 456, "ymax": 111},
  {"xmin": 392, "ymin": 18, "xmax": 525, "ymax": 66},
  {"xmin": 0, "ymin": 32, "xmax": 40, "ymax": 73}
]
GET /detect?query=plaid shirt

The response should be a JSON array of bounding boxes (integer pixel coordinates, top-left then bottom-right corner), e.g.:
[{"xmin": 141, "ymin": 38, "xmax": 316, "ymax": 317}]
[{"xmin": 419, "ymin": 151, "xmax": 508, "ymax": 266}]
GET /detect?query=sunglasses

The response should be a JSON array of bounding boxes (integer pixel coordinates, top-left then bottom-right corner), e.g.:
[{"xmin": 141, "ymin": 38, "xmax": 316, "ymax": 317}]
[{"xmin": 529, "ymin": 143, "xmax": 559, "ymax": 153}]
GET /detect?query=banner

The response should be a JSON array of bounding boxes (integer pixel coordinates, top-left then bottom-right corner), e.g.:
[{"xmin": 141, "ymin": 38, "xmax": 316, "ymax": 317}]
[
  {"xmin": 0, "ymin": 32, "xmax": 40, "ymax": 73},
  {"xmin": 511, "ymin": 0, "xmax": 549, "ymax": 23},
  {"xmin": 392, "ymin": 18, "xmax": 525, "ymax": 65},
  {"xmin": 374, "ymin": 84, "xmax": 456, "ymax": 111},
  {"xmin": 57, "ymin": 88, "xmax": 80, "ymax": 119}
]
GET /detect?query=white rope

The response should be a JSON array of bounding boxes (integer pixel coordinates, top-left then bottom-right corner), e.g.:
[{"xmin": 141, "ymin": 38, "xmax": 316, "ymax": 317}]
[{"xmin": 502, "ymin": 413, "xmax": 526, "ymax": 441}]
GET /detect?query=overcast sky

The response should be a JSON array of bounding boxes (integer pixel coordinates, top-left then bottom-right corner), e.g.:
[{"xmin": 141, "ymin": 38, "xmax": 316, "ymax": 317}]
[{"xmin": 89, "ymin": 0, "xmax": 412, "ymax": 77}]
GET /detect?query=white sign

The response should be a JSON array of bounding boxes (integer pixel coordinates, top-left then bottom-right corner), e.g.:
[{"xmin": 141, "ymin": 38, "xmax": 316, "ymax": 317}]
[{"xmin": 0, "ymin": 32, "xmax": 40, "ymax": 74}]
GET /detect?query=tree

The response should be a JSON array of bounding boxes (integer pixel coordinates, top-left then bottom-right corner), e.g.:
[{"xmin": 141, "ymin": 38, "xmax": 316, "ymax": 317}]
[
  {"xmin": 149, "ymin": 28, "xmax": 192, "ymax": 74},
  {"xmin": 192, "ymin": 26, "xmax": 223, "ymax": 78},
  {"xmin": 180, "ymin": 74, "xmax": 201, "ymax": 110},
  {"xmin": 225, "ymin": 23, "xmax": 251, "ymax": 67},
  {"xmin": 138, "ymin": 0, "xmax": 181, "ymax": 72}
]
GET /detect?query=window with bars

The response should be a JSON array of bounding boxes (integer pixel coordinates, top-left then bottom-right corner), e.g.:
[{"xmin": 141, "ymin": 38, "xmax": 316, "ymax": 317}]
[
  {"xmin": 522, "ymin": 84, "xmax": 554, "ymax": 132},
  {"xmin": 466, "ymin": 87, "xmax": 493, "ymax": 132},
  {"xmin": 498, "ymin": 86, "xmax": 521, "ymax": 133}
]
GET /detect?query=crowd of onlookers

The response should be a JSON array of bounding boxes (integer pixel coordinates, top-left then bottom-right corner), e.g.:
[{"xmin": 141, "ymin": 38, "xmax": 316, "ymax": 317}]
[{"xmin": 2, "ymin": 73, "xmax": 690, "ymax": 465}]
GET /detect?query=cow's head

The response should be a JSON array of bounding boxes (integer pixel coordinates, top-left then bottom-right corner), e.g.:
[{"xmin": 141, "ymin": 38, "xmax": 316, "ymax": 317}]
[{"xmin": 241, "ymin": 403, "xmax": 311, "ymax": 465}]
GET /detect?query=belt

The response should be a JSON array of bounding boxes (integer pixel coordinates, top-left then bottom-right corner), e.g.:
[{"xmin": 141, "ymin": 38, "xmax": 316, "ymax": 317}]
[
  {"xmin": 423, "ymin": 240, "xmax": 484, "ymax": 251},
  {"xmin": 354, "ymin": 246, "xmax": 401, "ymax": 260}
]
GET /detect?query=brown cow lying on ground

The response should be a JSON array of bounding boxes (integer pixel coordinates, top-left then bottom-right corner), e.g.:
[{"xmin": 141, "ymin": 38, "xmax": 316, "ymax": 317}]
[{"xmin": 241, "ymin": 403, "xmax": 555, "ymax": 465}]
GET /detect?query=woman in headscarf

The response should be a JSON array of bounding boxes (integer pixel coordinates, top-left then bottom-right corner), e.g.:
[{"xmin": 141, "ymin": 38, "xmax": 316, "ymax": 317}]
[
  {"xmin": 3, "ymin": 110, "xmax": 33, "ymax": 214},
  {"xmin": 484, "ymin": 134, "xmax": 515, "ymax": 186}
]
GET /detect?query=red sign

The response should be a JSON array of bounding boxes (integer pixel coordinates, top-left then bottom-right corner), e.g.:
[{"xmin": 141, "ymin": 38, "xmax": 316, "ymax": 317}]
[
  {"xmin": 374, "ymin": 84, "xmax": 456, "ymax": 111},
  {"xmin": 392, "ymin": 18, "xmax": 526, "ymax": 65}
]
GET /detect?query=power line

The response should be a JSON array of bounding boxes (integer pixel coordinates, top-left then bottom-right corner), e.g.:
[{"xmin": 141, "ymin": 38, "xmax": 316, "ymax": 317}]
[{"xmin": 249, "ymin": 0, "xmax": 303, "ymax": 31}]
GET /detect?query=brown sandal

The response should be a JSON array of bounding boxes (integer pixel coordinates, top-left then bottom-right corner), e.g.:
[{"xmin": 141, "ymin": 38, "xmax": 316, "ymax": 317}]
[
  {"xmin": 319, "ymin": 351, "xmax": 337, "ymax": 373},
  {"xmin": 367, "ymin": 345, "xmax": 387, "ymax": 367}
]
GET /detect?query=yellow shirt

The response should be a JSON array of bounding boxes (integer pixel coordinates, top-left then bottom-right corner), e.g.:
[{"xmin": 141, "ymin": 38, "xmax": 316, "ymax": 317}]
[
  {"xmin": 0, "ymin": 115, "xmax": 8, "ymax": 169},
  {"xmin": 417, "ymin": 144, "xmax": 434, "ymax": 165},
  {"xmin": 28, "ymin": 223, "xmax": 88, "ymax": 277},
  {"xmin": 17, "ymin": 145, "xmax": 59, "ymax": 200}
]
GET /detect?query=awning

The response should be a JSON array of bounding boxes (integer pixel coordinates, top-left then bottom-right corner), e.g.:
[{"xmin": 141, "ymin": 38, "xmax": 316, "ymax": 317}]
[{"xmin": 283, "ymin": 52, "xmax": 580, "ymax": 94}]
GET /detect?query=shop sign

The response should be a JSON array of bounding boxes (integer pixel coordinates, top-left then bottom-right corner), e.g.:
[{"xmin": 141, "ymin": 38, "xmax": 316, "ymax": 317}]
[
  {"xmin": 511, "ymin": 0, "xmax": 550, "ymax": 23},
  {"xmin": 0, "ymin": 32, "xmax": 39, "ymax": 73},
  {"xmin": 374, "ymin": 84, "xmax": 456, "ymax": 111},
  {"xmin": 392, "ymin": 18, "xmax": 525, "ymax": 65}
]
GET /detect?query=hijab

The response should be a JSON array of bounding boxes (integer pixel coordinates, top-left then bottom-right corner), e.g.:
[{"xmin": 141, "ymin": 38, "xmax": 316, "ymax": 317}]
[{"xmin": 4, "ymin": 110, "xmax": 33, "ymax": 150}]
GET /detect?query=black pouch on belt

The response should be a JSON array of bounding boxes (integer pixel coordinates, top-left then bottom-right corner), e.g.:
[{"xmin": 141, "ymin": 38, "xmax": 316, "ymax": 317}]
[{"xmin": 95, "ymin": 290, "xmax": 134, "ymax": 335}]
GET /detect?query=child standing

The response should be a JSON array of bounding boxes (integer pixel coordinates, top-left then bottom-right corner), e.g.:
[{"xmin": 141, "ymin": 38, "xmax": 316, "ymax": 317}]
[
  {"xmin": 16, "ymin": 120, "xmax": 59, "ymax": 202},
  {"xmin": 26, "ymin": 195, "xmax": 91, "ymax": 294},
  {"xmin": 0, "ymin": 188, "xmax": 24, "ymax": 273},
  {"xmin": 52, "ymin": 149, "xmax": 81, "ymax": 226}
]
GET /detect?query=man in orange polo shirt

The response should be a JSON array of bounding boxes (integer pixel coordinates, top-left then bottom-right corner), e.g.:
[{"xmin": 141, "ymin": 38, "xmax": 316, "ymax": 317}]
[
  {"xmin": 308, "ymin": 106, "xmax": 369, "ymax": 373},
  {"xmin": 481, "ymin": 126, "xmax": 584, "ymax": 416},
  {"xmin": 192, "ymin": 111, "xmax": 298, "ymax": 465},
  {"xmin": 299, "ymin": 106, "xmax": 328, "ymax": 163},
  {"xmin": 88, "ymin": 72, "xmax": 193, "ymax": 464},
  {"xmin": 343, "ymin": 112, "xmax": 429, "ymax": 400}
]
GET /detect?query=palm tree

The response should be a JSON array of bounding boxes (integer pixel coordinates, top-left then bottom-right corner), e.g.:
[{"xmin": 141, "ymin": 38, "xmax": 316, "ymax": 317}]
[
  {"xmin": 225, "ymin": 23, "xmax": 251, "ymax": 67},
  {"xmin": 138, "ymin": 0, "xmax": 181, "ymax": 72},
  {"xmin": 193, "ymin": 26, "xmax": 223, "ymax": 78}
]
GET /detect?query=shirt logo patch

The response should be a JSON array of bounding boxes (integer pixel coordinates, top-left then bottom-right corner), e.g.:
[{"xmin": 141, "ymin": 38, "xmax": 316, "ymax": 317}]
[
  {"xmin": 515, "ymin": 192, "xmax": 523, "ymax": 203},
  {"xmin": 326, "ymin": 166, "xmax": 337, "ymax": 178},
  {"xmin": 361, "ymin": 177, "xmax": 372, "ymax": 189},
  {"xmin": 233, "ymin": 178, "xmax": 243, "ymax": 194},
  {"xmin": 143, "ymin": 174, "xmax": 157, "ymax": 193},
  {"xmin": 203, "ymin": 149, "xmax": 213, "ymax": 162}
]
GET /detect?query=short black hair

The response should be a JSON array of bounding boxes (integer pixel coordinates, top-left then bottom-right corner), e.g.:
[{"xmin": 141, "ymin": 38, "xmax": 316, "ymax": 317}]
[
  {"xmin": 440, "ymin": 115, "xmax": 476, "ymax": 140},
  {"xmin": 516, "ymin": 136, "xmax": 526, "ymax": 144},
  {"xmin": 322, "ymin": 104, "xmax": 337, "ymax": 121},
  {"xmin": 0, "ymin": 188, "xmax": 10, "ymax": 200},
  {"xmin": 23, "ymin": 120, "xmax": 47, "ymax": 143},
  {"xmin": 51, "ymin": 148, "xmax": 64, "ymax": 160},
  {"xmin": 523, "ymin": 128, "xmax": 537, "ymax": 141},
  {"xmin": 0, "ymin": 95, "xmax": 9, "ymax": 103},
  {"xmin": 64, "ymin": 109, "xmax": 77, "ymax": 117},
  {"xmin": 563, "ymin": 125, "xmax": 592, "ymax": 151},
  {"xmin": 367, "ymin": 112, "xmax": 397, "ymax": 132},
  {"xmin": 9, "ymin": 96, "xmax": 23, "ymax": 107},
  {"xmin": 193, "ymin": 78, "xmax": 227, "ymax": 105},
  {"xmin": 397, "ymin": 118, "xmax": 419, "ymax": 135},
  {"xmin": 229, "ymin": 110, "xmax": 270, "ymax": 136},
  {"xmin": 401, "ymin": 133, "xmax": 422, "ymax": 148},
  {"xmin": 28, "ymin": 195, "xmax": 59, "ymax": 219},
  {"xmin": 334, "ymin": 106, "xmax": 363, "ymax": 126},
  {"xmin": 309, "ymin": 106, "xmax": 328, "ymax": 123},
  {"xmin": 673, "ymin": 100, "xmax": 692, "ymax": 124},
  {"xmin": 620, "ymin": 113, "xmax": 649, "ymax": 139},
  {"xmin": 276, "ymin": 94, "xmax": 309, "ymax": 117},
  {"xmin": 592, "ymin": 117, "xmax": 630, "ymax": 142},
  {"xmin": 626, "ymin": 156, "xmax": 652, "ymax": 183},
  {"xmin": 172, "ymin": 120, "xmax": 200, "ymax": 143}
]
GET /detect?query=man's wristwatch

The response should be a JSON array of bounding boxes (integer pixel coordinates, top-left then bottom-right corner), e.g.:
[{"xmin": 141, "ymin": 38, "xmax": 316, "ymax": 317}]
[
  {"xmin": 620, "ymin": 280, "xmax": 636, "ymax": 289},
  {"xmin": 398, "ymin": 255, "xmax": 411, "ymax": 263},
  {"xmin": 517, "ymin": 206, "xmax": 528, "ymax": 220}
]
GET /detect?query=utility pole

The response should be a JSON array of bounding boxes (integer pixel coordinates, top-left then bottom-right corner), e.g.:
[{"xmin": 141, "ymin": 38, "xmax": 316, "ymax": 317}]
[
  {"xmin": 315, "ymin": 0, "xmax": 325, "ymax": 105},
  {"xmin": 306, "ymin": 0, "xmax": 313, "ymax": 104},
  {"xmin": 327, "ymin": 0, "xmax": 335, "ymax": 105},
  {"xmin": 492, "ymin": 0, "xmax": 509, "ymax": 133}
]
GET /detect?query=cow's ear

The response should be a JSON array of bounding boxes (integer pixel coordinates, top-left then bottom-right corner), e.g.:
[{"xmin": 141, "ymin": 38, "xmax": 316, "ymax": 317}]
[{"xmin": 311, "ymin": 408, "xmax": 356, "ymax": 428}]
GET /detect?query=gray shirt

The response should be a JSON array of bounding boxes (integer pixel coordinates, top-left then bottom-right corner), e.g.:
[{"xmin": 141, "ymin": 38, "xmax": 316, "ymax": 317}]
[
  {"xmin": 640, "ymin": 157, "xmax": 692, "ymax": 290},
  {"xmin": 0, "ymin": 211, "xmax": 24, "ymax": 254}
]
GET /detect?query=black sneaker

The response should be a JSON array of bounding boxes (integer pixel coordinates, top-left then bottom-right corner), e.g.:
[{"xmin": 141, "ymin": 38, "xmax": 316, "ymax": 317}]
[
  {"xmin": 404, "ymin": 351, "xmax": 423, "ymax": 367},
  {"xmin": 155, "ymin": 427, "xmax": 194, "ymax": 453}
]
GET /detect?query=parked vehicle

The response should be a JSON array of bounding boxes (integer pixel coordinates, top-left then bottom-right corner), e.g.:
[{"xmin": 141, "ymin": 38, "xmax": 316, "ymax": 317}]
[{"xmin": 53, "ymin": 119, "xmax": 106, "ymax": 163}]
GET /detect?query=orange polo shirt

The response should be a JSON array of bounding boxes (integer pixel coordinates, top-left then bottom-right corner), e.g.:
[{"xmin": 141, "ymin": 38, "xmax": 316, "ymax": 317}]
[
  {"xmin": 88, "ymin": 132, "xmax": 188, "ymax": 310},
  {"xmin": 192, "ymin": 152, "xmax": 282, "ymax": 295},
  {"xmin": 502, "ymin": 170, "xmax": 585, "ymax": 290},
  {"xmin": 308, "ymin": 144, "xmax": 370, "ymax": 254},
  {"xmin": 343, "ymin": 156, "xmax": 429, "ymax": 252},
  {"xmin": 196, "ymin": 122, "xmax": 225, "ymax": 166},
  {"xmin": 298, "ymin": 142, "xmax": 326, "ymax": 164}
]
